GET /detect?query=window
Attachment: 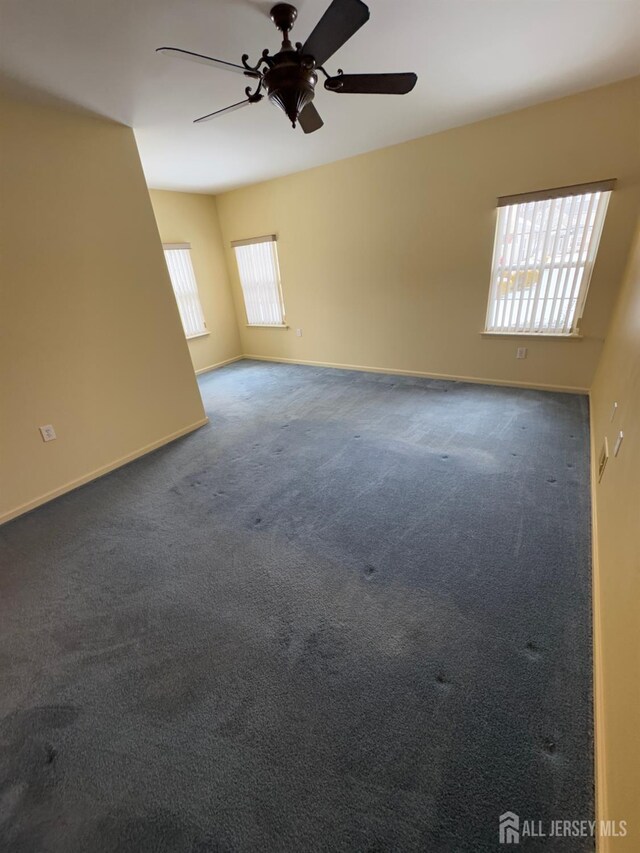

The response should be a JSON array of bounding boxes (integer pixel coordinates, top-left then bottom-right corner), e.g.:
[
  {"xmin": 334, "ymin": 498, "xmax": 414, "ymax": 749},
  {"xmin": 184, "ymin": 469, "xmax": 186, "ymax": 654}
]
[
  {"xmin": 163, "ymin": 243, "xmax": 207, "ymax": 339},
  {"xmin": 485, "ymin": 180, "xmax": 614, "ymax": 336},
  {"xmin": 232, "ymin": 235, "xmax": 286, "ymax": 326}
]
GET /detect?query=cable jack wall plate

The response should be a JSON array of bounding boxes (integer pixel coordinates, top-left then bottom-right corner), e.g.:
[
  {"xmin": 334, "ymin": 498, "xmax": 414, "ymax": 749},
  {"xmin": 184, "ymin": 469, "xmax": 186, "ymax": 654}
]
[{"xmin": 39, "ymin": 424, "xmax": 57, "ymax": 442}]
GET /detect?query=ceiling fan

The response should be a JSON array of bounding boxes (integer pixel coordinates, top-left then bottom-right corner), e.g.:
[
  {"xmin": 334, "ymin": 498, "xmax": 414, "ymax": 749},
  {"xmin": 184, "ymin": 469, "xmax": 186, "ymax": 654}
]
[{"xmin": 157, "ymin": 0, "xmax": 417, "ymax": 134}]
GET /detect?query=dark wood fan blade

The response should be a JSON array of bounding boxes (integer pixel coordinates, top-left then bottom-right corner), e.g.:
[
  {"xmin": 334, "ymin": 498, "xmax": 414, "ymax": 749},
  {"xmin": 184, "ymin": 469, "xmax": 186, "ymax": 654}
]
[
  {"xmin": 298, "ymin": 102, "xmax": 324, "ymax": 134},
  {"xmin": 157, "ymin": 47, "xmax": 261, "ymax": 79},
  {"xmin": 193, "ymin": 97, "xmax": 260, "ymax": 124},
  {"xmin": 324, "ymin": 72, "xmax": 417, "ymax": 94},
  {"xmin": 302, "ymin": 0, "xmax": 370, "ymax": 67}
]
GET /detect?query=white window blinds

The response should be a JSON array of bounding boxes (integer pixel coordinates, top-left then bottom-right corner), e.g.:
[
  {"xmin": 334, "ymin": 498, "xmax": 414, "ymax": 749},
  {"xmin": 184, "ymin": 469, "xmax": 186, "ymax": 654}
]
[
  {"xmin": 485, "ymin": 181, "xmax": 613, "ymax": 335},
  {"xmin": 163, "ymin": 244, "xmax": 207, "ymax": 339},
  {"xmin": 232, "ymin": 236, "xmax": 286, "ymax": 326}
]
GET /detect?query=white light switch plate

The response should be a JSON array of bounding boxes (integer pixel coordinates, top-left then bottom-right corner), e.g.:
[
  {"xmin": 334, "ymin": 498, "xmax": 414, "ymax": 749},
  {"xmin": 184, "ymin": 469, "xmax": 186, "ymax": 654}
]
[
  {"xmin": 39, "ymin": 424, "xmax": 57, "ymax": 442},
  {"xmin": 613, "ymin": 431, "xmax": 624, "ymax": 457},
  {"xmin": 516, "ymin": 347, "xmax": 527, "ymax": 359}
]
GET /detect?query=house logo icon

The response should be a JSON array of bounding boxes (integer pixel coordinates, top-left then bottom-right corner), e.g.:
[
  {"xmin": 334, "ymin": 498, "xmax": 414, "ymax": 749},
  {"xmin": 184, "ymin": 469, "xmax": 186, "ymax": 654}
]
[{"xmin": 499, "ymin": 812, "xmax": 520, "ymax": 844}]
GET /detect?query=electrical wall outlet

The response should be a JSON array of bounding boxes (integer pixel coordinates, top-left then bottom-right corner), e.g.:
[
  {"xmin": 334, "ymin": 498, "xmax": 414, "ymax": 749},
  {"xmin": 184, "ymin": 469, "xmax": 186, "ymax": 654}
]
[
  {"xmin": 295, "ymin": 328, "xmax": 303, "ymax": 337},
  {"xmin": 39, "ymin": 424, "xmax": 57, "ymax": 442},
  {"xmin": 516, "ymin": 347, "xmax": 528, "ymax": 359}
]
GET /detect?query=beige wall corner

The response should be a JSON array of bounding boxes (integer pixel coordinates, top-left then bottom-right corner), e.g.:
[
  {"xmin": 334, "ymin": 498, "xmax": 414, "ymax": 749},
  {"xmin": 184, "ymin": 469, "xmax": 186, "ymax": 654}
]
[
  {"xmin": 216, "ymin": 76, "xmax": 640, "ymax": 392},
  {"xmin": 149, "ymin": 190, "xmax": 242, "ymax": 373},
  {"xmin": 590, "ymin": 219, "xmax": 640, "ymax": 851},
  {"xmin": 195, "ymin": 355, "xmax": 243, "ymax": 376},
  {"xmin": 0, "ymin": 93, "xmax": 206, "ymax": 522}
]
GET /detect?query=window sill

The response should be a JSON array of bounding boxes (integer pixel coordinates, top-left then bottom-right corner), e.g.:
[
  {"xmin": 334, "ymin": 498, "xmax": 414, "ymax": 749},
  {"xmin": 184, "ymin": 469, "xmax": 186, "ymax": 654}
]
[
  {"xmin": 246, "ymin": 324, "xmax": 289, "ymax": 329},
  {"xmin": 481, "ymin": 331, "xmax": 583, "ymax": 341},
  {"xmin": 186, "ymin": 331, "xmax": 210, "ymax": 340}
]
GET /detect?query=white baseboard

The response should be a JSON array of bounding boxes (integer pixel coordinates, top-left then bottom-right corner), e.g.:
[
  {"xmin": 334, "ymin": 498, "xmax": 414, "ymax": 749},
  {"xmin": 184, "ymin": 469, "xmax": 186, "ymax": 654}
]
[
  {"xmin": 1, "ymin": 354, "xmax": 587, "ymax": 525},
  {"xmin": 0, "ymin": 417, "xmax": 209, "ymax": 526},
  {"xmin": 195, "ymin": 355, "xmax": 243, "ymax": 375},
  {"xmin": 242, "ymin": 354, "xmax": 589, "ymax": 395}
]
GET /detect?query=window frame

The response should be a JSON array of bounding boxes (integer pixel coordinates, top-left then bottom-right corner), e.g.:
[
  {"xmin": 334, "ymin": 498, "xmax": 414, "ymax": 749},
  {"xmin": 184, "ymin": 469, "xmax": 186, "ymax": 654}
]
[
  {"xmin": 484, "ymin": 180, "xmax": 614, "ymax": 338},
  {"xmin": 231, "ymin": 235, "xmax": 287, "ymax": 328},
  {"xmin": 162, "ymin": 243, "xmax": 208, "ymax": 340}
]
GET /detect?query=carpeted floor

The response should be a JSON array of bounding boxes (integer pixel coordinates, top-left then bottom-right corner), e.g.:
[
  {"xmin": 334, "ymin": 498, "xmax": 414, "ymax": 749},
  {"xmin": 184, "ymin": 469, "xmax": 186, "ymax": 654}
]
[{"xmin": 0, "ymin": 361, "xmax": 594, "ymax": 852}]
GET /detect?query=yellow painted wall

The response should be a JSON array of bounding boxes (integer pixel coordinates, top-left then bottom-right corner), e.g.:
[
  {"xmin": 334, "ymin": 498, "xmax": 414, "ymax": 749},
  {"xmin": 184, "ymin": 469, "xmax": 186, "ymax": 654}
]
[
  {"xmin": 216, "ymin": 77, "xmax": 640, "ymax": 393},
  {"xmin": 590, "ymin": 220, "xmax": 640, "ymax": 852},
  {"xmin": 0, "ymin": 93, "xmax": 207, "ymax": 523},
  {"xmin": 149, "ymin": 190, "xmax": 242, "ymax": 374}
]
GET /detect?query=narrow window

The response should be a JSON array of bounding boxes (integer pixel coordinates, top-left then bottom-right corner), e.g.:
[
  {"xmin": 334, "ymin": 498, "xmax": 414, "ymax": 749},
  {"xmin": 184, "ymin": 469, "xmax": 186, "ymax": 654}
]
[
  {"xmin": 485, "ymin": 180, "xmax": 614, "ymax": 336},
  {"xmin": 232, "ymin": 235, "xmax": 286, "ymax": 326},
  {"xmin": 163, "ymin": 243, "xmax": 208, "ymax": 339}
]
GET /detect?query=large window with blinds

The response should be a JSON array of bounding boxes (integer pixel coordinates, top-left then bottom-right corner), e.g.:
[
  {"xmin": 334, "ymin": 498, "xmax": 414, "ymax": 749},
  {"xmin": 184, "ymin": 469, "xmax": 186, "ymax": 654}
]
[
  {"xmin": 232, "ymin": 235, "xmax": 286, "ymax": 327},
  {"xmin": 485, "ymin": 180, "xmax": 614, "ymax": 336},
  {"xmin": 163, "ymin": 244, "xmax": 208, "ymax": 339}
]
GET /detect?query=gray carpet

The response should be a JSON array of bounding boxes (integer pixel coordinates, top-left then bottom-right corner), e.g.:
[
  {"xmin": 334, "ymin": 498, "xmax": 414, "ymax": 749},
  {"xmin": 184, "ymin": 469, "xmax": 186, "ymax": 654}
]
[{"xmin": 0, "ymin": 361, "xmax": 594, "ymax": 852}]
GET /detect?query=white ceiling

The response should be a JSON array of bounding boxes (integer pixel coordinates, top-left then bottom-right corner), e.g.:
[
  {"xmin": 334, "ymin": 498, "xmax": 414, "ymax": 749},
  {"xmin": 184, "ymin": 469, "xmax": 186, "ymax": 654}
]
[{"xmin": 1, "ymin": 0, "xmax": 639, "ymax": 193}]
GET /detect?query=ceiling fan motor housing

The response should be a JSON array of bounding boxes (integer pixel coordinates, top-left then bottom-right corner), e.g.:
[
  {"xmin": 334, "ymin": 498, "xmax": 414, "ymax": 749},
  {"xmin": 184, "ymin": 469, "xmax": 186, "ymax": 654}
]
[{"xmin": 264, "ymin": 53, "xmax": 317, "ymax": 128}]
